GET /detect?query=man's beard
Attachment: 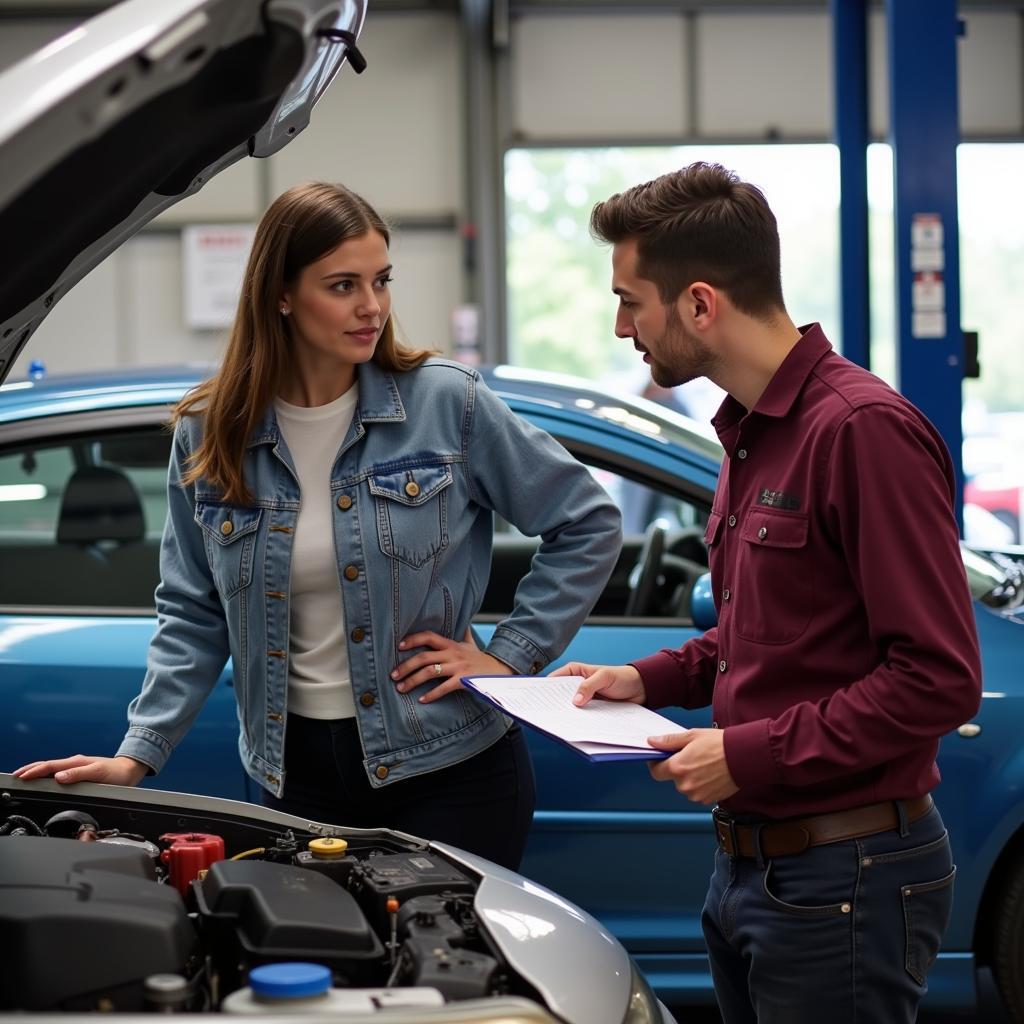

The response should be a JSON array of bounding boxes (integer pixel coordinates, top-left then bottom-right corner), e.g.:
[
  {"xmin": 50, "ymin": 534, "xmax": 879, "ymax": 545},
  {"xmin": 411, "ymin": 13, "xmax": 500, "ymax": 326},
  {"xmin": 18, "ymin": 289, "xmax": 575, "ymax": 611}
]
[{"xmin": 646, "ymin": 308, "xmax": 713, "ymax": 388}]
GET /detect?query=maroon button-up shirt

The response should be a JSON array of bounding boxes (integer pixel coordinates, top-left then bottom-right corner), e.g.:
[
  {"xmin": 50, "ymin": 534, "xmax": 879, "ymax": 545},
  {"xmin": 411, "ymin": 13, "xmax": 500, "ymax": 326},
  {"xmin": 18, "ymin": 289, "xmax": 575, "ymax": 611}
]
[{"xmin": 634, "ymin": 324, "xmax": 982, "ymax": 818}]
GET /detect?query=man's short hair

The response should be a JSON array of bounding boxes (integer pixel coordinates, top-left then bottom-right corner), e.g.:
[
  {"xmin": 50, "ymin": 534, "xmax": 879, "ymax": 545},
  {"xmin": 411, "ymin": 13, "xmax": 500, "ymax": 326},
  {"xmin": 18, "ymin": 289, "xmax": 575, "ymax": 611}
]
[{"xmin": 590, "ymin": 161, "xmax": 785, "ymax": 319}]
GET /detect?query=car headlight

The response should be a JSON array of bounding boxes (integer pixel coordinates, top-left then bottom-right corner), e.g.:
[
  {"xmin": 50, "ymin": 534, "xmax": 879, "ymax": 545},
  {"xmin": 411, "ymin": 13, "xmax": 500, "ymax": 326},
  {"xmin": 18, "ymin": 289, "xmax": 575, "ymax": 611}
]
[{"xmin": 623, "ymin": 959, "xmax": 670, "ymax": 1024}]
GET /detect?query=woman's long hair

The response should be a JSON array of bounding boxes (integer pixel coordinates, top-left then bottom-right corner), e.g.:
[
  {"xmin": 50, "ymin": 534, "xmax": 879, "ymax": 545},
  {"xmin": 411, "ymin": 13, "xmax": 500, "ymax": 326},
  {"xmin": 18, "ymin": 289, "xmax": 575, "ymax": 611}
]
[{"xmin": 174, "ymin": 182, "xmax": 433, "ymax": 503}]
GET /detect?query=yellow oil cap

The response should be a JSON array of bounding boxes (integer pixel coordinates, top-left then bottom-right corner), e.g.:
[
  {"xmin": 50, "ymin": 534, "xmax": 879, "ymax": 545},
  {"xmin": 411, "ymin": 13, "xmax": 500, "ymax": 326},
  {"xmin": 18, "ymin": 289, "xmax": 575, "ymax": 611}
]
[{"xmin": 308, "ymin": 837, "xmax": 348, "ymax": 859}]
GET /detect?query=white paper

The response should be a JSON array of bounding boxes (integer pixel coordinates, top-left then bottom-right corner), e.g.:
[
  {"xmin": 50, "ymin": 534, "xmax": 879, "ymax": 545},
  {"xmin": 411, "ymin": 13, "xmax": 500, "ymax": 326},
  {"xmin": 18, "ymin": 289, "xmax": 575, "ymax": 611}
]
[
  {"xmin": 912, "ymin": 310, "xmax": 947, "ymax": 338},
  {"xmin": 464, "ymin": 675, "xmax": 683, "ymax": 750},
  {"xmin": 182, "ymin": 224, "xmax": 256, "ymax": 329},
  {"xmin": 911, "ymin": 246, "xmax": 944, "ymax": 272},
  {"xmin": 911, "ymin": 213, "xmax": 943, "ymax": 249}
]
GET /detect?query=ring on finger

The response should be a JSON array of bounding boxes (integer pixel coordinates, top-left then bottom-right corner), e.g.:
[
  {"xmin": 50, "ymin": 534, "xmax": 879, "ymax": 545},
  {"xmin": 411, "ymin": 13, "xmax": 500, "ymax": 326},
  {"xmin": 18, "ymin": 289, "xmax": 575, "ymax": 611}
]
[{"xmin": 432, "ymin": 662, "xmax": 443, "ymax": 676}]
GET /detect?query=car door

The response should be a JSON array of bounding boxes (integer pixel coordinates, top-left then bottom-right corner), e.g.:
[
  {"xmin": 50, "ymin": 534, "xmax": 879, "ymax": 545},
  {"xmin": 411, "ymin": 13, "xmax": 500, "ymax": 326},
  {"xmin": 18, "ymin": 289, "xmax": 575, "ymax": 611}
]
[
  {"xmin": 473, "ymin": 404, "xmax": 719, "ymax": 985},
  {"xmin": 0, "ymin": 411, "xmax": 249, "ymax": 801}
]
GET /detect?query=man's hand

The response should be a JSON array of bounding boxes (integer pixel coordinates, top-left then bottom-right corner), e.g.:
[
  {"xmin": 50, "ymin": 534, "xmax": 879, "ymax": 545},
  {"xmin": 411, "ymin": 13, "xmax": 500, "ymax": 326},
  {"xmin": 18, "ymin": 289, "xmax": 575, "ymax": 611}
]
[
  {"xmin": 12, "ymin": 755, "xmax": 149, "ymax": 786},
  {"xmin": 647, "ymin": 729, "xmax": 738, "ymax": 805},
  {"xmin": 550, "ymin": 661, "xmax": 647, "ymax": 706}
]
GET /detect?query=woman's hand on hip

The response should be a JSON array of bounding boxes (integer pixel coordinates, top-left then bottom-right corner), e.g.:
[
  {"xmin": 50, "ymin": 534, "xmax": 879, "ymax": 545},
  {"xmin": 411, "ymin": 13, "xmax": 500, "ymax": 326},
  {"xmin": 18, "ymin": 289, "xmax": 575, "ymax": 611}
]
[
  {"xmin": 392, "ymin": 628, "xmax": 513, "ymax": 704},
  {"xmin": 12, "ymin": 754, "xmax": 149, "ymax": 786}
]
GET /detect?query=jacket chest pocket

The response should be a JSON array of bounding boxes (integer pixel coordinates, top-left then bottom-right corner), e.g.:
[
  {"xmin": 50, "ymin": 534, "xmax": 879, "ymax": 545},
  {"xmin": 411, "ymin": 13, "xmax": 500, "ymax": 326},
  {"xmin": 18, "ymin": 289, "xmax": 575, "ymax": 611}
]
[
  {"xmin": 368, "ymin": 465, "xmax": 453, "ymax": 569},
  {"xmin": 195, "ymin": 503, "xmax": 262, "ymax": 598},
  {"xmin": 732, "ymin": 508, "xmax": 814, "ymax": 644}
]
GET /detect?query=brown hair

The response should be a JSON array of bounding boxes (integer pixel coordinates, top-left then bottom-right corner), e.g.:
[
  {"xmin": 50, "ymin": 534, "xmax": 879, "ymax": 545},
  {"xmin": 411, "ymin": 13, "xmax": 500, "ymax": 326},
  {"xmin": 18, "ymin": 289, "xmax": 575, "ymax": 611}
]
[
  {"xmin": 174, "ymin": 182, "xmax": 433, "ymax": 504},
  {"xmin": 590, "ymin": 161, "xmax": 785, "ymax": 319}
]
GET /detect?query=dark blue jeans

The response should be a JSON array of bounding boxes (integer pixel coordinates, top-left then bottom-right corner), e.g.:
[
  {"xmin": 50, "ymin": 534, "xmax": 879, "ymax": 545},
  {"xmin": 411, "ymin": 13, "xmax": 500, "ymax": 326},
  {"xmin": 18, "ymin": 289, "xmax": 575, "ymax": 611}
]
[
  {"xmin": 260, "ymin": 714, "xmax": 536, "ymax": 871},
  {"xmin": 702, "ymin": 802, "xmax": 955, "ymax": 1024}
]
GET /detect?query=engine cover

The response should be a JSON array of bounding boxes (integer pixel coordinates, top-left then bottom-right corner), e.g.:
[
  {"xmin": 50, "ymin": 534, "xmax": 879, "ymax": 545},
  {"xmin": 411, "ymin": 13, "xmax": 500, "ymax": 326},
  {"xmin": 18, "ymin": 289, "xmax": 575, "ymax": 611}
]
[
  {"xmin": 0, "ymin": 837, "xmax": 196, "ymax": 1010},
  {"xmin": 195, "ymin": 858, "xmax": 385, "ymax": 983}
]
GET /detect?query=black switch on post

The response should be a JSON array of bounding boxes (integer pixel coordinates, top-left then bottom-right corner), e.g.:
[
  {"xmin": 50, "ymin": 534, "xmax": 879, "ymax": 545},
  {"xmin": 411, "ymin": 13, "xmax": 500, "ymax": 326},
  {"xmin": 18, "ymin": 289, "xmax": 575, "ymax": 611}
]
[{"xmin": 963, "ymin": 330, "xmax": 980, "ymax": 379}]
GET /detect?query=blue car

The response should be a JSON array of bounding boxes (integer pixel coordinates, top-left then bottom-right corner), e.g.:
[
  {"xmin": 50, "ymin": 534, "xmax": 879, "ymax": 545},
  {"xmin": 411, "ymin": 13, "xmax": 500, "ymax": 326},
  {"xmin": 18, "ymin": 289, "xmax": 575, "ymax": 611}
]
[{"xmin": 2, "ymin": 362, "xmax": 1023, "ymax": 1019}]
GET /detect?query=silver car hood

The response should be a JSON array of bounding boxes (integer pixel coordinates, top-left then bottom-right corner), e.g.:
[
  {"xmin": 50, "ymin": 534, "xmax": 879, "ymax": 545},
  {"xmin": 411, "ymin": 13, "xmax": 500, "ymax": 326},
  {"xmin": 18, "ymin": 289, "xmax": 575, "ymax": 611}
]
[
  {"xmin": 434, "ymin": 841, "xmax": 636, "ymax": 1024},
  {"xmin": 0, "ymin": 0, "xmax": 367, "ymax": 384}
]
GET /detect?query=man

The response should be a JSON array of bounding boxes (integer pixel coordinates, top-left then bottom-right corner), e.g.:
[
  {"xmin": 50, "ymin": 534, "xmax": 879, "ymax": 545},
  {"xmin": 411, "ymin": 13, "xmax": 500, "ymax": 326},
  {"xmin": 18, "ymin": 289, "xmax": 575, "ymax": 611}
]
[{"xmin": 554, "ymin": 162, "xmax": 982, "ymax": 1024}]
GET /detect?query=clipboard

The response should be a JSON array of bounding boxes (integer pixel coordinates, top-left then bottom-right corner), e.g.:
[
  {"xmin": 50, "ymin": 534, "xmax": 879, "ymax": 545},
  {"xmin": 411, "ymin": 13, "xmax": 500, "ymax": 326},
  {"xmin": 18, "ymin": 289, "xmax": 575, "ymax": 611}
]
[{"xmin": 461, "ymin": 674, "xmax": 676, "ymax": 763}]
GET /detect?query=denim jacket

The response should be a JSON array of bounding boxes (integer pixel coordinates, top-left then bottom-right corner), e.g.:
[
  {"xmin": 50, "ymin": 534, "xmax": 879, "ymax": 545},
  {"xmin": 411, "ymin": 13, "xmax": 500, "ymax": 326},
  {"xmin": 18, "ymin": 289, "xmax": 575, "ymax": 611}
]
[{"xmin": 118, "ymin": 359, "xmax": 622, "ymax": 796}]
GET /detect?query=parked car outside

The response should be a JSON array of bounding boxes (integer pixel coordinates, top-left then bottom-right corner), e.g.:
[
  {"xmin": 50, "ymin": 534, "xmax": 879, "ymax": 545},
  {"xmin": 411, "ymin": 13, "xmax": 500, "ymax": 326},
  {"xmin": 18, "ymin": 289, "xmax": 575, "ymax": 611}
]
[{"xmin": 2, "ymin": 363, "xmax": 1024, "ymax": 1021}]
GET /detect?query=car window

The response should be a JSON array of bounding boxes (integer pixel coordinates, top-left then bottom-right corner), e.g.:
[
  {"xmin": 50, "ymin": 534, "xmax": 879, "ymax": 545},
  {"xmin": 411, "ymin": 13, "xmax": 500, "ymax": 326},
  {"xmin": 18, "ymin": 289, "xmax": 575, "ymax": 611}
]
[
  {"xmin": 484, "ymin": 462, "xmax": 710, "ymax": 622},
  {"xmin": 594, "ymin": 465, "xmax": 707, "ymax": 535},
  {"xmin": 0, "ymin": 429, "xmax": 170, "ymax": 609},
  {"xmin": 0, "ymin": 425, "xmax": 709, "ymax": 621}
]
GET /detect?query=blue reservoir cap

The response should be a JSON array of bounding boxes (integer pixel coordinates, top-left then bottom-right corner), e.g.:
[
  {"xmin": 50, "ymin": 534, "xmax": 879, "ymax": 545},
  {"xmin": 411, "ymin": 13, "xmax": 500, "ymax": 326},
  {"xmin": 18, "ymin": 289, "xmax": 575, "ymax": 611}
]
[{"xmin": 249, "ymin": 963, "xmax": 331, "ymax": 999}]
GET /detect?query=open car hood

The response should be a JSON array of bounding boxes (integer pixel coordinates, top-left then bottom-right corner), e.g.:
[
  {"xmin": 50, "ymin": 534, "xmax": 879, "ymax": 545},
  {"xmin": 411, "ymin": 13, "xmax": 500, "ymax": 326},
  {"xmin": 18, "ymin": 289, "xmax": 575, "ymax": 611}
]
[
  {"xmin": 0, "ymin": 0, "xmax": 367, "ymax": 384},
  {"xmin": 0, "ymin": 773, "xmax": 655, "ymax": 1024}
]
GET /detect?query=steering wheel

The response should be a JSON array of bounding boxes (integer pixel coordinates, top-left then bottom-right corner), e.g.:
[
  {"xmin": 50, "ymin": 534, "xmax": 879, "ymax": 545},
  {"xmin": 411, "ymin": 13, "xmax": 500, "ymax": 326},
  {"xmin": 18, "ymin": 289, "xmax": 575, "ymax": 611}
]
[{"xmin": 625, "ymin": 522, "xmax": 667, "ymax": 617}]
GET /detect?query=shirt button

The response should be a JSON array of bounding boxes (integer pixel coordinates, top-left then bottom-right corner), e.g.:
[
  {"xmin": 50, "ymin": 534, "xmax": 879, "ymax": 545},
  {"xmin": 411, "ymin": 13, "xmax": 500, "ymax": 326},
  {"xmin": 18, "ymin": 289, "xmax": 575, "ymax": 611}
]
[
  {"xmin": 351, "ymin": 626, "xmax": 366, "ymax": 642},
  {"xmin": 220, "ymin": 520, "xmax": 234, "ymax": 536},
  {"xmin": 723, "ymin": 588, "xmax": 731, "ymax": 601},
  {"xmin": 728, "ymin": 514, "xmax": 737, "ymax": 527},
  {"xmin": 737, "ymin": 449, "xmax": 748, "ymax": 460},
  {"xmin": 360, "ymin": 692, "xmax": 375, "ymax": 707},
  {"xmin": 375, "ymin": 765, "xmax": 389, "ymax": 780},
  {"xmin": 758, "ymin": 526, "xmax": 768, "ymax": 540},
  {"xmin": 719, "ymin": 659, "xmax": 728, "ymax": 672},
  {"xmin": 337, "ymin": 494, "xmax": 353, "ymax": 510},
  {"xmin": 404, "ymin": 481, "xmax": 420, "ymax": 498},
  {"xmin": 344, "ymin": 565, "xmax": 359, "ymax": 581}
]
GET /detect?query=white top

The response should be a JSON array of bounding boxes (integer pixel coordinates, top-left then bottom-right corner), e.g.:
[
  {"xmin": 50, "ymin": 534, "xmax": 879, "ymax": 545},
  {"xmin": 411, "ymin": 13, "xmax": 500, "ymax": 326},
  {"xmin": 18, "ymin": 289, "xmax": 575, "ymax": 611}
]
[{"xmin": 274, "ymin": 386, "xmax": 359, "ymax": 719}]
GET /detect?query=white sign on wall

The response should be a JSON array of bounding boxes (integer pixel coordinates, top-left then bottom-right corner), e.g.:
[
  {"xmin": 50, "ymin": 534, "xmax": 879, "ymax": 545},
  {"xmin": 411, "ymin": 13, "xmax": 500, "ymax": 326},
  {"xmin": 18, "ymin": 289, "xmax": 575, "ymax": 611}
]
[
  {"xmin": 909, "ymin": 214, "xmax": 947, "ymax": 339},
  {"xmin": 183, "ymin": 224, "xmax": 256, "ymax": 330}
]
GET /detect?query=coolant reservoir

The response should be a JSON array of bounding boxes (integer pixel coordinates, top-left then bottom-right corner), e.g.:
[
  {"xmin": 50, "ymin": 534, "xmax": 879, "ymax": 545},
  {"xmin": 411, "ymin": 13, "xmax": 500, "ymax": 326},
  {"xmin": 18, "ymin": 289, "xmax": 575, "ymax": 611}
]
[
  {"xmin": 221, "ymin": 963, "xmax": 444, "ymax": 1014},
  {"xmin": 159, "ymin": 832, "xmax": 225, "ymax": 899}
]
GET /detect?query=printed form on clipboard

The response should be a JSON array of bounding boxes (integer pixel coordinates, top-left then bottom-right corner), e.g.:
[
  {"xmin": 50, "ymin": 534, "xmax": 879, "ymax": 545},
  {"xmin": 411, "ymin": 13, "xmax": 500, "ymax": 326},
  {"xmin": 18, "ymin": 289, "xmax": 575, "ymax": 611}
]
[{"xmin": 461, "ymin": 675, "xmax": 681, "ymax": 762}]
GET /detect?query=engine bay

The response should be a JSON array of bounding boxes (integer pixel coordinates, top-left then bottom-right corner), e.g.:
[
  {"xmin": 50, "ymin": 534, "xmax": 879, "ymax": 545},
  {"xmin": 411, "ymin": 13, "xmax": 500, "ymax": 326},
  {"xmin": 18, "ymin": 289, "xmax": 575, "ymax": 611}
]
[{"xmin": 0, "ymin": 783, "xmax": 545, "ymax": 1016}]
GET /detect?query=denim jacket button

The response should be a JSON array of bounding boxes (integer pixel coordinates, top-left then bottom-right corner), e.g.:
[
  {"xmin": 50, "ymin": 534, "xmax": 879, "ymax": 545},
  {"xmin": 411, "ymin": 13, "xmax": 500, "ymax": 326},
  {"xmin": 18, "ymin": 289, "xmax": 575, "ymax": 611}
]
[
  {"xmin": 530, "ymin": 661, "xmax": 542, "ymax": 674},
  {"xmin": 351, "ymin": 626, "xmax": 366, "ymax": 642},
  {"xmin": 337, "ymin": 494, "xmax": 353, "ymax": 511},
  {"xmin": 344, "ymin": 565, "xmax": 359, "ymax": 581},
  {"xmin": 360, "ymin": 692, "xmax": 375, "ymax": 707},
  {"xmin": 375, "ymin": 765, "xmax": 389, "ymax": 780},
  {"xmin": 220, "ymin": 520, "xmax": 234, "ymax": 536},
  {"xmin": 404, "ymin": 480, "xmax": 420, "ymax": 498}
]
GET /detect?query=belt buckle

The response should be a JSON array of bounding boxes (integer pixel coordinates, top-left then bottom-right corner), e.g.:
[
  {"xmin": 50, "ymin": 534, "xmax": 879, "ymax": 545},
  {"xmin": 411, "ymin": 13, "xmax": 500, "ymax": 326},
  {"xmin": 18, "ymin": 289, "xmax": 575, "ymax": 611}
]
[{"xmin": 712, "ymin": 807, "xmax": 738, "ymax": 856}]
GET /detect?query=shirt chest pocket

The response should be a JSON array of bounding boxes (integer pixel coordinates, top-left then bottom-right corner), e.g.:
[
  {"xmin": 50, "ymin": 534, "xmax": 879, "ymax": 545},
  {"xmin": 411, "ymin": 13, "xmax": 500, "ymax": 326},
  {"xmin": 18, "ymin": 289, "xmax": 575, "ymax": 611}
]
[
  {"xmin": 732, "ymin": 508, "xmax": 814, "ymax": 644},
  {"xmin": 194, "ymin": 503, "xmax": 262, "ymax": 598},
  {"xmin": 368, "ymin": 465, "xmax": 453, "ymax": 569}
]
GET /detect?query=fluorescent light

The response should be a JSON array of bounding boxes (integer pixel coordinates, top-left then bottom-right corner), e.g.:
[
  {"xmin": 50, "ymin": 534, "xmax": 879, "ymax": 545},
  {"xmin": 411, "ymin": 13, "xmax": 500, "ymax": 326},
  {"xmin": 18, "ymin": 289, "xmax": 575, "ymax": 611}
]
[{"xmin": 0, "ymin": 484, "xmax": 46, "ymax": 502}]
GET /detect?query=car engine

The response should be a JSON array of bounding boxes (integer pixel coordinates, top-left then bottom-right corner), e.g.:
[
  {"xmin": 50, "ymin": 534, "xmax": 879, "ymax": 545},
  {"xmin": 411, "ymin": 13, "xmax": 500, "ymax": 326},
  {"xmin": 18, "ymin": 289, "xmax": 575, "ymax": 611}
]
[{"xmin": 0, "ymin": 787, "xmax": 544, "ymax": 1016}]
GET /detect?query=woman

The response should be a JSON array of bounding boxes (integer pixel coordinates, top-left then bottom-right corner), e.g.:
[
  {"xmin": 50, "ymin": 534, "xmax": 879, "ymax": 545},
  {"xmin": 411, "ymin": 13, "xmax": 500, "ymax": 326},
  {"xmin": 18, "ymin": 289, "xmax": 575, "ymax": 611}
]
[{"xmin": 14, "ymin": 182, "xmax": 621, "ymax": 870}]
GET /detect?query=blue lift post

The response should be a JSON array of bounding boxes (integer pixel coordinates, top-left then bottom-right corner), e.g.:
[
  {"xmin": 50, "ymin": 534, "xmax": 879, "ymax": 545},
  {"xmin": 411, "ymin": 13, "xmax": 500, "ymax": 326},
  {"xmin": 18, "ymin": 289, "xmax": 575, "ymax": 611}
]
[
  {"xmin": 886, "ymin": 0, "xmax": 965, "ymax": 532},
  {"xmin": 831, "ymin": 0, "xmax": 870, "ymax": 371}
]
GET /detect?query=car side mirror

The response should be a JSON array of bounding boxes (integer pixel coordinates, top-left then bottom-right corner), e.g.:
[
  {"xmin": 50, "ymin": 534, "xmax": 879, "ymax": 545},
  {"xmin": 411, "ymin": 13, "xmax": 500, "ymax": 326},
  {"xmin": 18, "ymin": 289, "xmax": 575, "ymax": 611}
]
[{"xmin": 690, "ymin": 572, "xmax": 717, "ymax": 630}]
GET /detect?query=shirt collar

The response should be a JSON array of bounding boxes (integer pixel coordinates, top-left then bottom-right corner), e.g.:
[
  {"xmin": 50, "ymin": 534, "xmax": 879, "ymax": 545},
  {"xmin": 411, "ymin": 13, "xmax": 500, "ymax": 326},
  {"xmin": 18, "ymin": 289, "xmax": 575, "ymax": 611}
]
[
  {"xmin": 248, "ymin": 359, "xmax": 407, "ymax": 447},
  {"xmin": 711, "ymin": 323, "xmax": 832, "ymax": 437}
]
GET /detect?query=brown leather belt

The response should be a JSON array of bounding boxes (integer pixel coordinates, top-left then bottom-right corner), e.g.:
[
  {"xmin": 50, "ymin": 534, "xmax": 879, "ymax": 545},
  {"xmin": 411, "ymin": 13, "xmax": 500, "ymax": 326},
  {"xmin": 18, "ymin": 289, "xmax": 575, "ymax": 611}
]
[{"xmin": 712, "ymin": 795, "xmax": 934, "ymax": 859}]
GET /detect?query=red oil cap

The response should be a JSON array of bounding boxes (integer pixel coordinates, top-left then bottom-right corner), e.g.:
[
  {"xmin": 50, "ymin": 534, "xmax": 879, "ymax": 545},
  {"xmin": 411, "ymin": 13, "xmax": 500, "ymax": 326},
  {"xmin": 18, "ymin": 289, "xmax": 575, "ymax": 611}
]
[{"xmin": 159, "ymin": 832, "xmax": 226, "ymax": 898}]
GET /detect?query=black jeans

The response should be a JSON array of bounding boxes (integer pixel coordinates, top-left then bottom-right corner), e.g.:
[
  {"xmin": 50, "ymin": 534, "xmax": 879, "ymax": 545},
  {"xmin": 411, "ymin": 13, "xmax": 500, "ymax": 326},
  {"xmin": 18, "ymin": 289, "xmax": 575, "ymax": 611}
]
[
  {"xmin": 702, "ymin": 802, "xmax": 955, "ymax": 1024},
  {"xmin": 260, "ymin": 713, "xmax": 536, "ymax": 871}
]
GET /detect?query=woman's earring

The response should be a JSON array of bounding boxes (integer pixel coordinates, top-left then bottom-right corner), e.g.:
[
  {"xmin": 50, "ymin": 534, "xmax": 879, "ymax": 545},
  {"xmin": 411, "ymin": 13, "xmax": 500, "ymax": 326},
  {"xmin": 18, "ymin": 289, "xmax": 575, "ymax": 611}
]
[{"xmin": 279, "ymin": 305, "xmax": 290, "ymax": 316}]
